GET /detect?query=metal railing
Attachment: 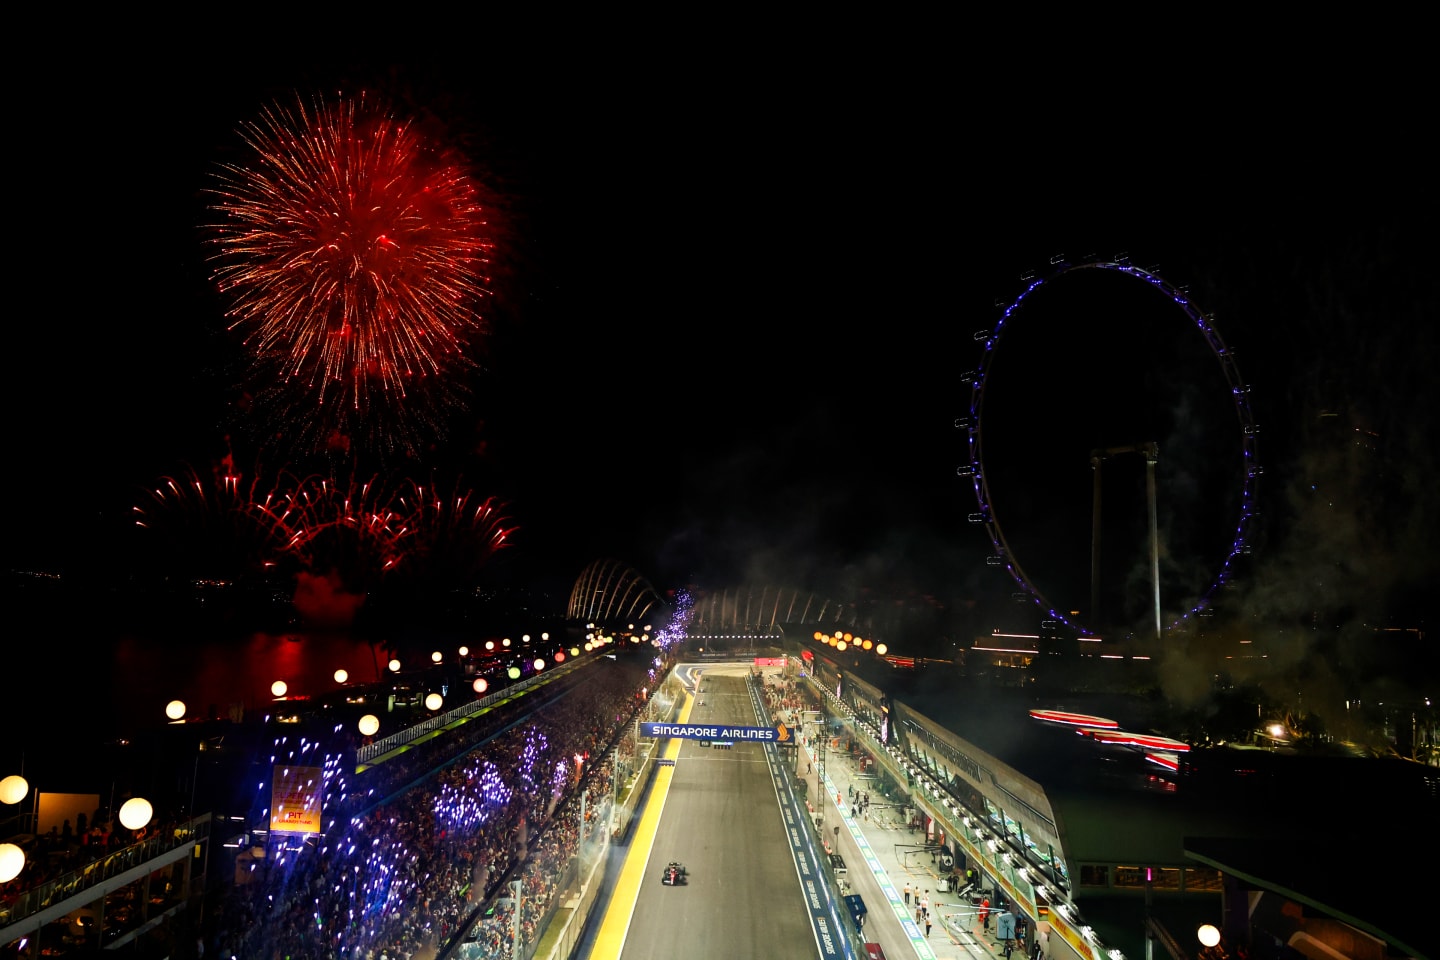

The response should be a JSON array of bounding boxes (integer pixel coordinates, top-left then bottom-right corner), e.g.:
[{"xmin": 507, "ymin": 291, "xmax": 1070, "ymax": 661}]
[
  {"xmin": 0, "ymin": 814, "xmax": 211, "ymax": 929},
  {"xmin": 358, "ymin": 662, "xmax": 585, "ymax": 764}
]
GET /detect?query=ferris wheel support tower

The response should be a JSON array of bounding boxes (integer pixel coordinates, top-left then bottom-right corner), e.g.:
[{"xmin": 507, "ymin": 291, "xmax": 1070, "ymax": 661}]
[{"xmin": 1090, "ymin": 441, "xmax": 1161, "ymax": 640}]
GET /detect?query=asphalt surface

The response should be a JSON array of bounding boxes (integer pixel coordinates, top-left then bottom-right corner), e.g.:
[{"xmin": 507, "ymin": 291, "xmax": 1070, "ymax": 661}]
[
  {"xmin": 616, "ymin": 669, "xmax": 820, "ymax": 959},
  {"xmin": 580, "ymin": 665, "xmax": 1016, "ymax": 960}
]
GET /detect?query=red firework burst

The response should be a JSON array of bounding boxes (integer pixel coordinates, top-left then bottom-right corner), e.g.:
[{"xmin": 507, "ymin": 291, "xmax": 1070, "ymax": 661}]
[
  {"xmin": 133, "ymin": 465, "xmax": 292, "ymax": 578},
  {"xmin": 248, "ymin": 472, "xmax": 516, "ymax": 590},
  {"xmin": 208, "ymin": 92, "xmax": 493, "ymax": 454},
  {"xmin": 137, "ymin": 466, "xmax": 515, "ymax": 591}
]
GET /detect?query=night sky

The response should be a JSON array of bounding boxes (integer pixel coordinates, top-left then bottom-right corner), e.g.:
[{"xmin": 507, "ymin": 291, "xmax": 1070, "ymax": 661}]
[{"xmin": 7, "ymin": 49, "xmax": 1437, "ymax": 652}]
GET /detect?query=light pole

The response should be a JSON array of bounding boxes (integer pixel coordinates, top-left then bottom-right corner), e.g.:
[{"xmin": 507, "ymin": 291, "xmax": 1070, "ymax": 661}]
[
  {"xmin": 805, "ymin": 720, "xmax": 828, "ymax": 844},
  {"xmin": 817, "ymin": 727, "xmax": 827, "ymax": 798},
  {"xmin": 509, "ymin": 879, "xmax": 522, "ymax": 957}
]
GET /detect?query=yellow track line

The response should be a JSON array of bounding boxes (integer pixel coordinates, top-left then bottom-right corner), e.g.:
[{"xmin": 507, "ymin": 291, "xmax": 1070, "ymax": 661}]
[{"xmin": 588, "ymin": 691, "xmax": 694, "ymax": 960}]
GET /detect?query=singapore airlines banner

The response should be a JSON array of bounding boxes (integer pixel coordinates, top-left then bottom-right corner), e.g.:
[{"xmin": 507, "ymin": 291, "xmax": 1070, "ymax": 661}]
[
  {"xmin": 640, "ymin": 722, "xmax": 791, "ymax": 743},
  {"xmin": 270, "ymin": 765, "xmax": 324, "ymax": 835}
]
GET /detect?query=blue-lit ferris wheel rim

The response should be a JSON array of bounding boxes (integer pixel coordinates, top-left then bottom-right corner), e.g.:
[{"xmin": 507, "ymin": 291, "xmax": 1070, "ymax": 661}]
[{"xmin": 963, "ymin": 259, "xmax": 1259, "ymax": 637}]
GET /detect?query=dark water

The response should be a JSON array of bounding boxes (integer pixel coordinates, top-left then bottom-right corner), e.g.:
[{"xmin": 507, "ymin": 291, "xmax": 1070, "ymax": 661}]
[
  {"xmin": 1, "ymin": 576, "xmax": 504, "ymax": 803},
  {"xmin": 107, "ymin": 628, "xmax": 386, "ymax": 729},
  {"xmin": 4, "ymin": 623, "xmax": 385, "ymax": 803}
]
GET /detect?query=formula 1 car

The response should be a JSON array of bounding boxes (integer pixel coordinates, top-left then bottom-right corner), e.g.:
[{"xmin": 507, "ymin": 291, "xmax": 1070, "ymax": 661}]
[{"xmin": 661, "ymin": 861, "xmax": 688, "ymax": 886}]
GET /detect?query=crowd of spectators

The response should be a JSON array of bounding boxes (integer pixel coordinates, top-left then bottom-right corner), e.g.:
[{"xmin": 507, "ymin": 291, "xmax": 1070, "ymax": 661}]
[
  {"xmin": 207, "ymin": 649, "xmax": 667, "ymax": 960},
  {"xmin": 2, "ymin": 812, "xmax": 125, "ymax": 891}
]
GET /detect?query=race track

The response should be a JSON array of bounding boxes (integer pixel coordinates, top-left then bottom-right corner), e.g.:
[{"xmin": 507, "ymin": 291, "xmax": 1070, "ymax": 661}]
[{"xmin": 598, "ymin": 667, "xmax": 823, "ymax": 960}]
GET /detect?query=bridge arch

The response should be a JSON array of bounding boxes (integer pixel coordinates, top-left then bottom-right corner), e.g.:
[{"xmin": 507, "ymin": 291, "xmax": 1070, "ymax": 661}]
[
  {"xmin": 566, "ymin": 558, "xmax": 666, "ymax": 626},
  {"xmin": 686, "ymin": 585, "xmax": 866, "ymax": 635}
]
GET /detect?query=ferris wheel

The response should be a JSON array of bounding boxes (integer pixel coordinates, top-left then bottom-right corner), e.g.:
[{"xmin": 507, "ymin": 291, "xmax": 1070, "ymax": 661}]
[{"xmin": 959, "ymin": 255, "xmax": 1260, "ymax": 638}]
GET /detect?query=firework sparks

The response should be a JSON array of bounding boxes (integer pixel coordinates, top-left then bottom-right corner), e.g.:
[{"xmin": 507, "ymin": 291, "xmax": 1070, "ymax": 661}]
[
  {"xmin": 208, "ymin": 92, "xmax": 493, "ymax": 454},
  {"xmin": 132, "ymin": 464, "xmax": 291, "ymax": 579},
  {"xmin": 254, "ymin": 472, "xmax": 516, "ymax": 589},
  {"xmin": 137, "ymin": 466, "xmax": 514, "ymax": 594}
]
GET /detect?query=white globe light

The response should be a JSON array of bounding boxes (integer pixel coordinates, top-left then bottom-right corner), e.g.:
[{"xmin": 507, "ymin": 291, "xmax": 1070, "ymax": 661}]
[
  {"xmin": 118, "ymin": 797, "xmax": 153, "ymax": 831},
  {"xmin": 431, "ymin": 651, "xmax": 443, "ymax": 663},
  {"xmin": 358, "ymin": 714, "xmax": 380, "ymax": 736},
  {"xmin": 1197, "ymin": 925, "xmax": 1221, "ymax": 948},
  {"xmin": 876, "ymin": 643, "xmax": 888, "ymax": 656},
  {"xmin": 165, "ymin": 700, "xmax": 186, "ymax": 721},
  {"xmin": 388, "ymin": 659, "xmax": 401, "ymax": 673},
  {"xmin": 271, "ymin": 680, "xmax": 288, "ymax": 698},
  {"xmin": 458, "ymin": 646, "xmax": 469, "ymax": 657},
  {"xmin": 0, "ymin": 775, "xmax": 29, "ymax": 805},
  {"xmin": 425, "ymin": 693, "xmax": 443, "ymax": 711},
  {"xmin": 485, "ymin": 640, "xmax": 495, "ymax": 651},
  {"xmin": 0, "ymin": 843, "xmax": 24, "ymax": 883},
  {"xmin": 334, "ymin": 669, "xmax": 349, "ymax": 684},
  {"xmin": 473, "ymin": 678, "xmax": 488, "ymax": 694},
  {"xmin": 533, "ymin": 658, "xmax": 545, "ymax": 671}
]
